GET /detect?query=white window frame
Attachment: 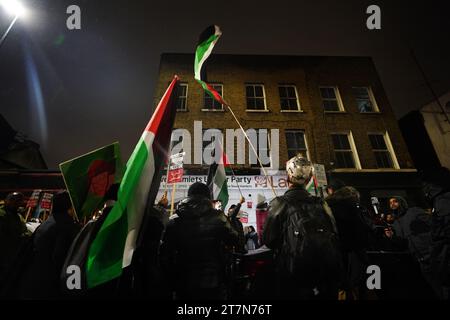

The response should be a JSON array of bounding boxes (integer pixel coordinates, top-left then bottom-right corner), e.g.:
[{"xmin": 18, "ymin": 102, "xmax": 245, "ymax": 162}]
[
  {"xmin": 368, "ymin": 131, "xmax": 400, "ymax": 169},
  {"xmin": 320, "ymin": 86, "xmax": 345, "ymax": 112},
  {"xmin": 202, "ymin": 83, "xmax": 224, "ymax": 112},
  {"xmin": 353, "ymin": 86, "xmax": 380, "ymax": 113},
  {"xmin": 331, "ymin": 131, "xmax": 361, "ymax": 169},
  {"xmin": 285, "ymin": 130, "xmax": 310, "ymax": 160},
  {"xmin": 245, "ymin": 84, "xmax": 268, "ymax": 112},
  {"xmin": 279, "ymin": 85, "xmax": 302, "ymax": 112},
  {"xmin": 176, "ymin": 83, "xmax": 188, "ymax": 112}
]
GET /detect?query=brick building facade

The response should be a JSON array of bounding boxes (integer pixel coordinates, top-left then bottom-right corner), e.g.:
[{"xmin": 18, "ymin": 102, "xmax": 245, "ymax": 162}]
[{"xmin": 154, "ymin": 53, "xmax": 422, "ymax": 209}]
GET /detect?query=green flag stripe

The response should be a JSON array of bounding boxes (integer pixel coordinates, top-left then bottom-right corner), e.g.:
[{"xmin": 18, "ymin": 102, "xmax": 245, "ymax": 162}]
[
  {"xmin": 194, "ymin": 34, "xmax": 220, "ymax": 80},
  {"xmin": 217, "ymin": 180, "xmax": 229, "ymax": 208},
  {"xmin": 86, "ymin": 138, "xmax": 149, "ymax": 288}
]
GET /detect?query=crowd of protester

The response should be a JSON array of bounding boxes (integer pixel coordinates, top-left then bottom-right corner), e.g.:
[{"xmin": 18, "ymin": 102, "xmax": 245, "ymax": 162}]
[{"xmin": 0, "ymin": 155, "xmax": 449, "ymax": 300}]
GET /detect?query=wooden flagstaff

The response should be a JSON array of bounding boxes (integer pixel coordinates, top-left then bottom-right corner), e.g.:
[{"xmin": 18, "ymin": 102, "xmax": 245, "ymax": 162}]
[
  {"xmin": 222, "ymin": 101, "xmax": 278, "ymax": 198},
  {"xmin": 24, "ymin": 207, "xmax": 32, "ymax": 222},
  {"xmin": 170, "ymin": 183, "xmax": 176, "ymax": 216}
]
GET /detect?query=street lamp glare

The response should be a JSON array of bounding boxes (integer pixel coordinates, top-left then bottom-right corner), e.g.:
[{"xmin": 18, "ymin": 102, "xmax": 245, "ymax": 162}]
[{"xmin": 0, "ymin": 0, "xmax": 26, "ymax": 17}]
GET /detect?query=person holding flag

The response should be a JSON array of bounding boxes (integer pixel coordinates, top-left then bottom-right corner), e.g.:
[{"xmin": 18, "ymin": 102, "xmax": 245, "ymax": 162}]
[{"xmin": 56, "ymin": 76, "xmax": 181, "ymax": 294}]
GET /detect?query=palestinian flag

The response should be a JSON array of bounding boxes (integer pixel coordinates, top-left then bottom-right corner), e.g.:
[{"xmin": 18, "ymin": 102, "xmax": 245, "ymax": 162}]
[
  {"xmin": 306, "ymin": 175, "xmax": 318, "ymax": 196},
  {"xmin": 86, "ymin": 76, "xmax": 180, "ymax": 288},
  {"xmin": 59, "ymin": 142, "xmax": 123, "ymax": 220},
  {"xmin": 194, "ymin": 25, "xmax": 226, "ymax": 105},
  {"xmin": 207, "ymin": 149, "xmax": 229, "ymax": 209}
]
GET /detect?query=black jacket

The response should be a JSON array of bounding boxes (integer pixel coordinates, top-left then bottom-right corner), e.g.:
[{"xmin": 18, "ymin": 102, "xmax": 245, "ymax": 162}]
[
  {"xmin": 160, "ymin": 195, "xmax": 238, "ymax": 296},
  {"xmin": 430, "ymin": 191, "xmax": 450, "ymax": 289},
  {"xmin": 263, "ymin": 186, "xmax": 312, "ymax": 249},
  {"xmin": 392, "ymin": 207, "xmax": 432, "ymax": 265},
  {"xmin": 263, "ymin": 186, "xmax": 338, "ymax": 248},
  {"xmin": 325, "ymin": 186, "xmax": 371, "ymax": 290},
  {"xmin": 17, "ymin": 211, "xmax": 80, "ymax": 299},
  {"xmin": 228, "ymin": 203, "xmax": 247, "ymax": 254},
  {"xmin": 325, "ymin": 186, "xmax": 369, "ymax": 253},
  {"xmin": 262, "ymin": 186, "xmax": 341, "ymax": 298}
]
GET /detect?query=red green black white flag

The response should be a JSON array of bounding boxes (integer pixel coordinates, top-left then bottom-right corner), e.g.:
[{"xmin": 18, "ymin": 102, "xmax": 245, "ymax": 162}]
[{"xmin": 194, "ymin": 25, "xmax": 226, "ymax": 105}]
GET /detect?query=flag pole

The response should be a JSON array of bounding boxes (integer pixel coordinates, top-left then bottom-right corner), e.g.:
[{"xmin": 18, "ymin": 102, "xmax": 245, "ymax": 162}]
[
  {"xmin": 164, "ymin": 158, "xmax": 171, "ymax": 193},
  {"xmin": 228, "ymin": 165, "xmax": 244, "ymax": 198},
  {"xmin": 170, "ymin": 183, "xmax": 176, "ymax": 216},
  {"xmin": 25, "ymin": 207, "xmax": 32, "ymax": 222},
  {"xmin": 222, "ymin": 101, "xmax": 278, "ymax": 198},
  {"xmin": 217, "ymin": 139, "xmax": 244, "ymax": 198}
]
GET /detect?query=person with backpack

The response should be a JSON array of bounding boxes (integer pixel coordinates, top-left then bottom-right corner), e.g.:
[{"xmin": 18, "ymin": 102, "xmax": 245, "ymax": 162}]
[{"xmin": 263, "ymin": 155, "xmax": 343, "ymax": 300}]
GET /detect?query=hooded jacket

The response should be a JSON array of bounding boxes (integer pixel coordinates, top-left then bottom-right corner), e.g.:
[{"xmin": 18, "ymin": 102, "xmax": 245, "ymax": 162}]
[
  {"xmin": 325, "ymin": 186, "xmax": 369, "ymax": 253},
  {"xmin": 160, "ymin": 195, "xmax": 238, "ymax": 295},
  {"xmin": 389, "ymin": 196, "xmax": 409, "ymax": 218},
  {"xmin": 430, "ymin": 190, "xmax": 450, "ymax": 290}
]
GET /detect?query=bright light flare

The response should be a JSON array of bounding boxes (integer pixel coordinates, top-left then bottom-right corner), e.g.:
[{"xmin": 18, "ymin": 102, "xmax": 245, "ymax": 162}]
[{"xmin": 0, "ymin": 0, "xmax": 26, "ymax": 17}]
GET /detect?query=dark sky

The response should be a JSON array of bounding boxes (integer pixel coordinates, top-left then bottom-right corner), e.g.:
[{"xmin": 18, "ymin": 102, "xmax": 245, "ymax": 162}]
[{"xmin": 1, "ymin": 0, "xmax": 449, "ymax": 169}]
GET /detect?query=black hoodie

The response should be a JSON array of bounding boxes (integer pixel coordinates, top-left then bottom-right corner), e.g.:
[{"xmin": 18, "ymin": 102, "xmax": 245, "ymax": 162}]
[
  {"xmin": 160, "ymin": 195, "xmax": 238, "ymax": 296},
  {"xmin": 325, "ymin": 186, "xmax": 368, "ymax": 253}
]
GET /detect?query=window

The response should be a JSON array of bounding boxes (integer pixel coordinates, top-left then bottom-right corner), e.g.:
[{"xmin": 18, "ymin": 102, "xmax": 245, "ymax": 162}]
[
  {"xmin": 331, "ymin": 133, "xmax": 359, "ymax": 168},
  {"xmin": 279, "ymin": 85, "xmax": 300, "ymax": 111},
  {"xmin": 246, "ymin": 84, "xmax": 266, "ymax": 110},
  {"xmin": 352, "ymin": 87, "xmax": 379, "ymax": 112},
  {"xmin": 203, "ymin": 84, "xmax": 223, "ymax": 110},
  {"xmin": 285, "ymin": 130, "xmax": 308, "ymax": 159},
  {"xmin": 368, "ymin": 133, "xmax": 398, "ymax": 169},
  {"xmin": 176, "ymin": 83, "xmax": 188, "ymax": 111},
  {"xmin": 320, "ymin": 86, "xmax": 343, "ymax": 112}
]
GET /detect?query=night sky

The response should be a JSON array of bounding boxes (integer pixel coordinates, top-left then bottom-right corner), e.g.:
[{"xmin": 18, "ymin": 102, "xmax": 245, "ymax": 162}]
[{"xmin": 1, "ymin": 0, "xmax": 449, "ymax": 169}]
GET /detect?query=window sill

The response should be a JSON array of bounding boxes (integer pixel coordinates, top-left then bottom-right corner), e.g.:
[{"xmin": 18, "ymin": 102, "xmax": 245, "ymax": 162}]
[
  {"xmin": 332, "ymin": 168, "xmax": 416, "ymax": 173},
  {"xmin": 246, "ymin": 109, "xmax": 270, "ymax": 113},
  {"xmin": 280, "ymin": 110, "xmax": 304, "ymax": 113},
  {"xmin": 201, "ymin": 109, "xmax": 225, "ymax": 112},
  {"xmin": 324, "ymin": 111, "xmax": 347, "ymax": 114},
  {"xmin": 359, "ymin": 111, "xmax": 381, "ymax": 114}
]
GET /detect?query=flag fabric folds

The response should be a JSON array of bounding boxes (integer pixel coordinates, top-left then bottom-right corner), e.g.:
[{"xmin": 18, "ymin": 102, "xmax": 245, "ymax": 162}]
[
  {"xmin": 194, "ymin": 25, "xmax": 226, "ymax": 105},
  {"xmin": 59, "ymin": 142, "xmax": 123, "ymax": 220},
  {"xmin": 305, "ymin": 175, "xmax": 318, "ymax": 196},
  {"xmin": 85, "ymin": 76, "xmax": 180, "ymax": 288},
  {"xmin": 207, "ymin": 150, "xmax": 229, "ymax": 209}
]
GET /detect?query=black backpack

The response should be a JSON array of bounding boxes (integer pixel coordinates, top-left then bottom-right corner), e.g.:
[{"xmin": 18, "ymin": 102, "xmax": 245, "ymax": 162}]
[{"xmin": 278, "ymin": 195, "xmax": 344, "ymax": 287}]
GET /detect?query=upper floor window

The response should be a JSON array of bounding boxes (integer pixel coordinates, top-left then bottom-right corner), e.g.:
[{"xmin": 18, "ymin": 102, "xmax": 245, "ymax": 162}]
[
  {"xmin": 246, "ymin": 84, "xmax": 267, "ymax": 111},
  {"xmin": 368, "ymin": 132, "xmax": 399, "ymax": 169},
  {"xmin": 320, "ymin": 86, "xmax": 344, "ymax": 112},
  {"xmin": 176, "ymin": 83, "xmax": 188, "ymax": 111},
  {"xmin": 203, "ymin": 84, "xmax": 223, "ymax": 111},
  {"xmin": 285, "ymin": 130, "xmax": 308, "ymax": 159},
  {"xmin": 331, "ymin": 132, "xmax": 360, "ymax": 169},
  {"xmin": 279, "ymin": 85, "xmax": 301, "ymax": 111},
  {"xmin": 352, "ymin": 87, "xmax": 379, "ymax": 113}
]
